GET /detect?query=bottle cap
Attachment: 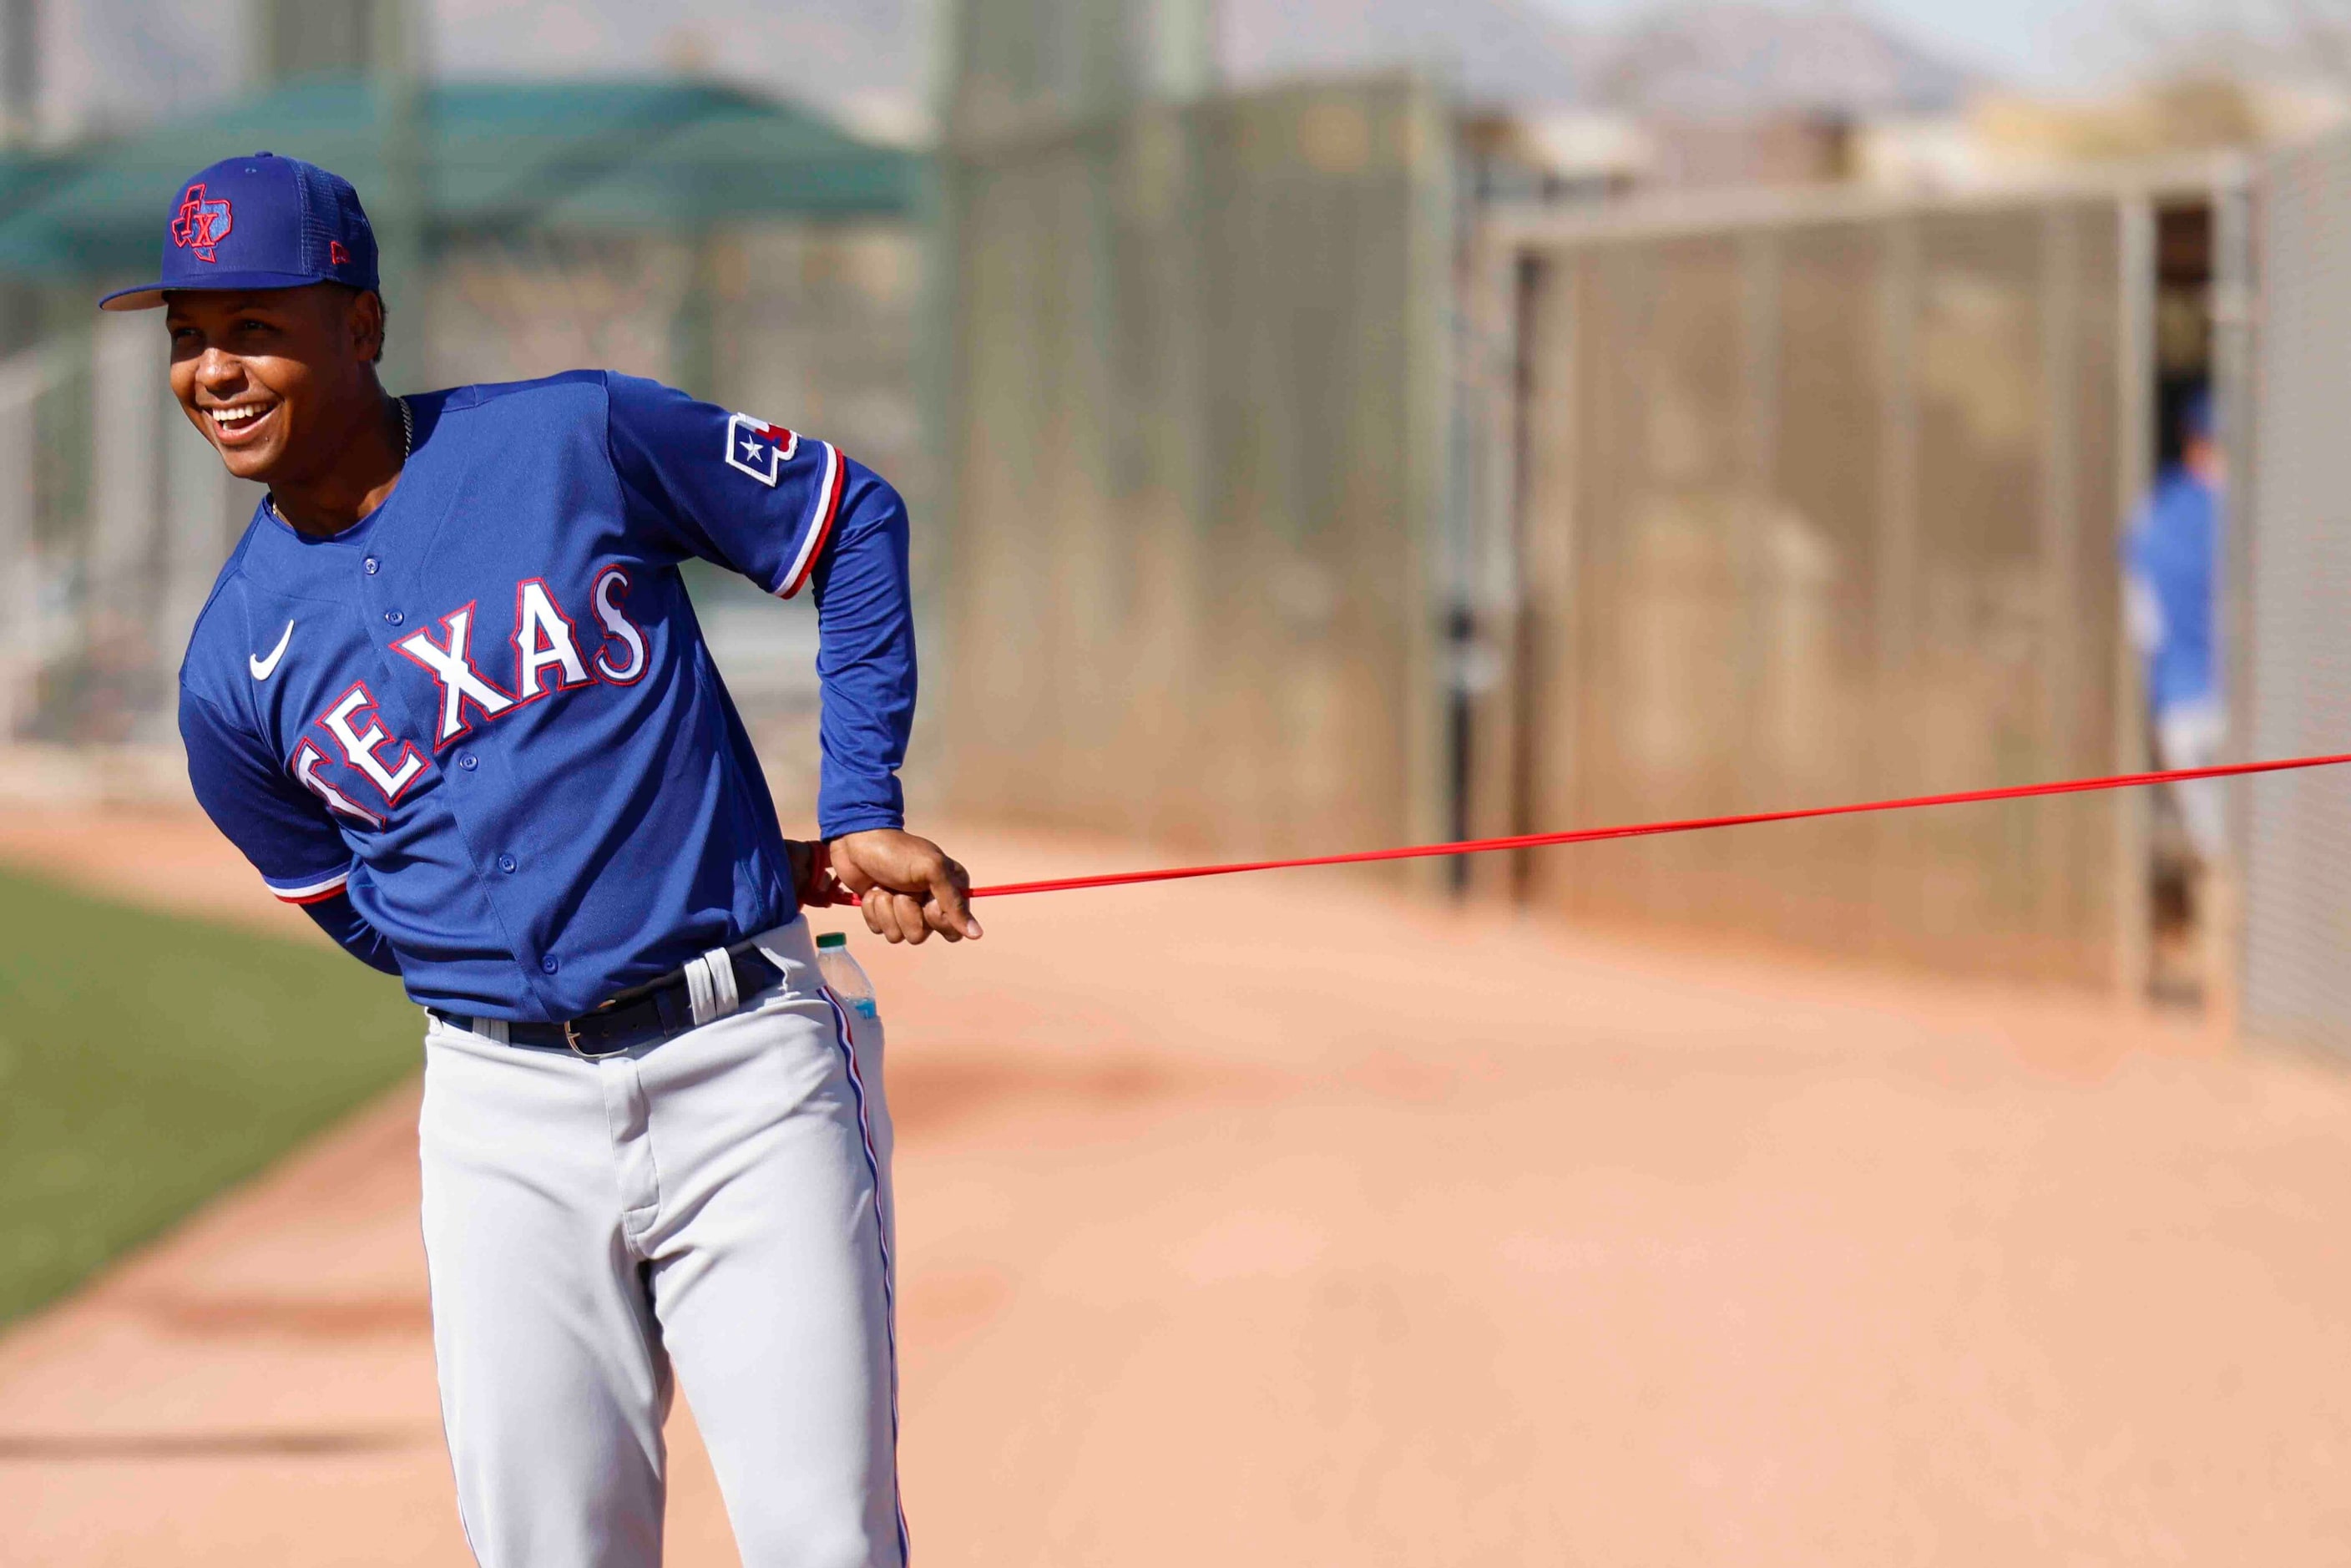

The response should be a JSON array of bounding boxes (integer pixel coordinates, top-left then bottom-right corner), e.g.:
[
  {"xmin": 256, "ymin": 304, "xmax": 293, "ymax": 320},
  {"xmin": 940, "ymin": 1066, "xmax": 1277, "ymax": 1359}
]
[{"xmin": 816, "ymin": 932, "xmax": 847, "ymax": 950}]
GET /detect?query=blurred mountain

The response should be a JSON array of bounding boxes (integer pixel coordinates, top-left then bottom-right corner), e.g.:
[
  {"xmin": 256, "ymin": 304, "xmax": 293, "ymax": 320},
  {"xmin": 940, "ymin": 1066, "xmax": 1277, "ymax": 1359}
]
[
  {"xmin": 1590, "ymin": 4, "xmax": 1980, "ymax": 119},
  {"xmin": 431, "ymin": 0, "xmax": 928, "ymax": 144},
  {"xmin": 1221, "ymin": 0, "xmax": 1591, "ymax": 109},
  {"xmin": 1226, "ymin": 1, "xmax": 1982, "ymax": 119}
]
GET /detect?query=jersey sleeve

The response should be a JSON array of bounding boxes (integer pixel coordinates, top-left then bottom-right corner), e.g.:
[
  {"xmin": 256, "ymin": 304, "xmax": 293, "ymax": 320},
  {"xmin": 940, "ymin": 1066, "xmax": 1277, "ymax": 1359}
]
[
  {"xmin": 811, "ymin": 467, "xmax": 916, "ymax": 837},
  {"xmin": 603, "ymin": 372, "xmax": 848, "ymax": 599},
  {"xmin": 298, "ymin": 891, "xmax": 403, "ymax": 974},
  {"xmin": 179, "ymin": 685, "xmax": 359, "ymax": 905}
]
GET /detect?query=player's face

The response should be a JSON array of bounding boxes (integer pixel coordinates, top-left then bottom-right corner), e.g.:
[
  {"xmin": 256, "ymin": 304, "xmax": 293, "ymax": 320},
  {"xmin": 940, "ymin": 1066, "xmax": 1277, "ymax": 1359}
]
[{"xmin": 164, "ymin": 285, "xmax": 384, "ymax": 486}]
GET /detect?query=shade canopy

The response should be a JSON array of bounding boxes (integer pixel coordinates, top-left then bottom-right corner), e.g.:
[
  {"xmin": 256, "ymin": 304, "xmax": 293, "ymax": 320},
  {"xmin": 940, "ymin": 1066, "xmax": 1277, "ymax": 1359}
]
[{"xmin": 0, "ymin": 75, "xmax": 920, "ymax": 283}]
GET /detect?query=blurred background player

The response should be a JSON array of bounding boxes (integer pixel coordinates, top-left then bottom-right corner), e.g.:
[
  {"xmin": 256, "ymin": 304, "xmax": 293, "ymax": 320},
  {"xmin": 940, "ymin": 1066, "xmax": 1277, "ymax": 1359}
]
[{"xmin": 2125, "ymin": 385, "xmax": 2227, "ymax": 990}]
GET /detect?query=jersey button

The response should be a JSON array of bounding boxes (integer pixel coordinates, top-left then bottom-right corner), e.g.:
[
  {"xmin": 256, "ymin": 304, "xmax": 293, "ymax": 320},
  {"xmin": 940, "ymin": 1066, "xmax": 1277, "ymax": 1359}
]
[
  {"xmin": 384, "ymin": 609, "xmax": 404, "ymax": 626},
  {"xmin": 458, "ymin": 753, "xmax": 478, "ymax": 771},
  {"xmin": 363, "ymin": 556, "xmax": 380, "ymax": 575},
  {"xmin": 540, "ymin": 956, "xmax": 559, "ymax": 974},
  {"xmin": 497, "ymin": 853, "xmax": 517, "ymax": 873}
]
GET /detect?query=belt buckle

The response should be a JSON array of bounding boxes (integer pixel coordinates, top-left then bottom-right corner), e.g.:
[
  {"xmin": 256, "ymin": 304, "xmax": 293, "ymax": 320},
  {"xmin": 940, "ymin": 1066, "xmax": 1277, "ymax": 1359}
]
[{"xmin": 564, "ymin": 1015, "xmax": 634, "ymax": 1060}]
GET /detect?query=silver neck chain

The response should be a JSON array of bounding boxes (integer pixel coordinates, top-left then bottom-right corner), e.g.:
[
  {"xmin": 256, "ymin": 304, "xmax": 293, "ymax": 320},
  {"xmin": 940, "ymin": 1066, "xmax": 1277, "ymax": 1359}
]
[{"xmin": 266, "ymin": 395, "xmax": 410, "ymax": 524}]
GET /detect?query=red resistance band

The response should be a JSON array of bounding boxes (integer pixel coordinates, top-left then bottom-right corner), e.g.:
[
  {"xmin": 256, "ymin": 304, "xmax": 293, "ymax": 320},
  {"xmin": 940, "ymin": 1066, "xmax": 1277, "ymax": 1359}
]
[{"xmin": 967, "ymin": 753, "xmax": 2351, "ymax": 899}]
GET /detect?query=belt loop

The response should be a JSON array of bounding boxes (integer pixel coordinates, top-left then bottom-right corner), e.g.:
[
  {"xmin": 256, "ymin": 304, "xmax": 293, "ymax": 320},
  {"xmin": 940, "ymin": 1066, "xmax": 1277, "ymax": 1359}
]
[
  {"xmin": 473, "ymin": 1016, "xmax": 509, "ymax": 1045},
  {"xmin": 705, "ymin": 945, "xmax": 741, "ymax": 1019},
  {"xmin": 683, "ymin": 948, "xmax": 741, "ymax": 1027}
]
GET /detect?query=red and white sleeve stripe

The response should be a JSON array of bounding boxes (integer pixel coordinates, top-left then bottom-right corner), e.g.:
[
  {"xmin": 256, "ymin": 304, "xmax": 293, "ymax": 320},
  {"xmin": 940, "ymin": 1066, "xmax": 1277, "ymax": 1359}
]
[
  {"xmin": 266, "ymin": 867, "xmax": 351, "ymax": 905},
  {"xmin": 776, "ymin": 441, "xmax": 846, "ymax": 600}
]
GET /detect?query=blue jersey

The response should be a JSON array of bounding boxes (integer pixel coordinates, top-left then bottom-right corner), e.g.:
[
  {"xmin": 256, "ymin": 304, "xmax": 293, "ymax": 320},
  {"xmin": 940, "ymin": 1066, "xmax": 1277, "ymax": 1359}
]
[
  {"xmin": 177, "ymin": 372, "xmax": 915, "ymax": 1022},
  {"xmin": 2123, "ymin": 464, "xmax": 2220, "ymax": 714}
]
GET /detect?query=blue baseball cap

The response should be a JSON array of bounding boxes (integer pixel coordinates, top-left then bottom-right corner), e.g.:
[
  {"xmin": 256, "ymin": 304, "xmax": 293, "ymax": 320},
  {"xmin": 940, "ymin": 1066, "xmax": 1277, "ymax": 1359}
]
[{"xmin": 98, "ymin": 151, "xmax": 380, "ymax": 311}]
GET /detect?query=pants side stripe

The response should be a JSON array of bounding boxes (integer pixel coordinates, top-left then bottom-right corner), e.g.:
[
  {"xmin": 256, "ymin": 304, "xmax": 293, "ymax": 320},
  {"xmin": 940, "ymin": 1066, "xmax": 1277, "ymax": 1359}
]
[{"xmin": 823, "ymin": 989, "xmax": 909, "ymax": 1565}]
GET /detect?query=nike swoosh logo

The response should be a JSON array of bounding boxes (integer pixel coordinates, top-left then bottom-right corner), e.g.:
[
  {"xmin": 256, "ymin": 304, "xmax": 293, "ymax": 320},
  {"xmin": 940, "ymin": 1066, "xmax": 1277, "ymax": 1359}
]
[{"xmin": 249, "ymin": 620, "xmax": 294, "ymax": 680}]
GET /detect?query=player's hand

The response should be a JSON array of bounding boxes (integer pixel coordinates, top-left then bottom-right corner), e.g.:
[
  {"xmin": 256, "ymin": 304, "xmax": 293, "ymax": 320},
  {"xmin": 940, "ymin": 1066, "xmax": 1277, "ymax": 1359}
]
[
  {"xmin": 827, "ymin": 829, "xmax": 982, "ymax": 945},
  {"xmin": 785, "ymin": 838, "xmax": 853, "ymax": 908}
]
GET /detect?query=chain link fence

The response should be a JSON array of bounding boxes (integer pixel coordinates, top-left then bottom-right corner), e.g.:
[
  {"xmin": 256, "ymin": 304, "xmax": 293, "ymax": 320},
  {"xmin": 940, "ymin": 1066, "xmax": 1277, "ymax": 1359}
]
[
  {"xmin": 930, "ymin": 66, "xmax": 1457, "ymax": 861},
  {"xmin": 1477, "ymin": 187, "xmax": 2183, "ymax": 988},
  {"xmin": 2242, "ymin": 131, "xmax": 2351, "ymax": 1054}
]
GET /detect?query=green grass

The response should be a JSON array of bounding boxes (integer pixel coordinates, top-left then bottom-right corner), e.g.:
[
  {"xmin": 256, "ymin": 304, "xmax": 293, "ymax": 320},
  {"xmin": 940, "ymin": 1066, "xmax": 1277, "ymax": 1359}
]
[{"xmin": 0, "ymin": 867, "xmax": 424, "ymax": 1324}]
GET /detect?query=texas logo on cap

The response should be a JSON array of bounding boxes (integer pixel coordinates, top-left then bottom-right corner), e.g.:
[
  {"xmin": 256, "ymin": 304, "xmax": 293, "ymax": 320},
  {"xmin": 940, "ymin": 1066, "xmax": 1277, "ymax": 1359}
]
[
  {"xmin": 170, "ymin": 183, "xmax": 233, "ymax": 263},
  {"xmin": 98, "ymin": 151, "xmax": 381, "ymax": 311}
]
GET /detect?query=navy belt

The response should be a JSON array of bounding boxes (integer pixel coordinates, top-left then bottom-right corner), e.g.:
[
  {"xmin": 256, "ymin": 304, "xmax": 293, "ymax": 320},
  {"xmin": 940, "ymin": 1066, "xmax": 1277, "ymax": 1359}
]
[{"xmin": 432, "ymin": 940, "xmax": 784, "ymax": 1058}]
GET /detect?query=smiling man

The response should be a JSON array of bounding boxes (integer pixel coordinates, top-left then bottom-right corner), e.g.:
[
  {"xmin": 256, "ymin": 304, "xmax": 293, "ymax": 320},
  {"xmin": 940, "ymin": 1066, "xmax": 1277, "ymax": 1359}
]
[{"xmin": 111, "ymin": 151, "xmax": 971, "ymax": 1566}]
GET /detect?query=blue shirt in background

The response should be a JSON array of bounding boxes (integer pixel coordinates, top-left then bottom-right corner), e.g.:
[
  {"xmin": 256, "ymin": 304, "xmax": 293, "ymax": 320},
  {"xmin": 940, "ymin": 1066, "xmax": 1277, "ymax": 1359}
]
[{"xmin": 2124, "ymin": 464, "xmax": 2220, "ymax": 715}]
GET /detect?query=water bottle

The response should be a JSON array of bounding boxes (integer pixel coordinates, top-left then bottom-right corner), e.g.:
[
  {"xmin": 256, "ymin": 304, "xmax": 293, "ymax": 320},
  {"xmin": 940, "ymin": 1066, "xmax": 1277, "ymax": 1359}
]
[
  {"xmin": 815, "ymin": 929, "xmax": 894, "ymax": 1230},
  {"xmin": 815, "ymin": 931, "xmax": 880, "ymax": 1022}
]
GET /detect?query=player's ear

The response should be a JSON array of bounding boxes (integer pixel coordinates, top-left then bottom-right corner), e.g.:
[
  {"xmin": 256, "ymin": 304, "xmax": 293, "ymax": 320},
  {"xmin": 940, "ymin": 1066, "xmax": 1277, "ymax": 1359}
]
[{"xmin": 348, "ymin": 287, "xmax": 387, "ymax": 367}]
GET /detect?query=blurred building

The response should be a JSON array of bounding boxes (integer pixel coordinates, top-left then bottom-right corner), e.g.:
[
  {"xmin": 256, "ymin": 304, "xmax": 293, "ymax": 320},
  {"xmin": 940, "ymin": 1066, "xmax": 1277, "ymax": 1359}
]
[{"xmin": 1589, "ymin": 1, "xmax": 1969, "ymax": 192}]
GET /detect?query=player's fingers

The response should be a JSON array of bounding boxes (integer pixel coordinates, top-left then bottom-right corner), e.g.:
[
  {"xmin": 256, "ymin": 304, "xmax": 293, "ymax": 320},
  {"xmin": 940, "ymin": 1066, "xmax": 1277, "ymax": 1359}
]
[
  {"xmin": 892, "ymin": 890, "xmax": 930, "ymax": 945},
  {"xmin": 861, "ymin": 887, "xmax": 896, "ymax": 941},
  {"xmin": 920, "ymin": 896, "xmax": 965, "ymax": 941},
  {"xmin": 876, "ymin": 889, "xmax": 917, "ymax": 944},
  {"xmin": 928, "ymin": 857, "xmax": 981, "ymax": 940}
]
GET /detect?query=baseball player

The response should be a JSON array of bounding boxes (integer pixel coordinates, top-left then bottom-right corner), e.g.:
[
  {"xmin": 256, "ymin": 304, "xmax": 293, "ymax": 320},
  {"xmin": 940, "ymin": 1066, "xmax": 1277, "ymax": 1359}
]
[
  {"xmin": 2124, "ymin": 385, "xmax": 2227, "ymax": 864},
  {"xmin": 111, "ymin": 152, "xmax": 974, "ymax": 1565}
]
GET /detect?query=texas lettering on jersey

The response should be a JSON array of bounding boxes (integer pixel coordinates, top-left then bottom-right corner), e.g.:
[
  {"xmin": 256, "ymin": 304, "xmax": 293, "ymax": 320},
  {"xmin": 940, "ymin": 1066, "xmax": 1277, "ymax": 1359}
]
[
  {"xmin": 290, "ymin": 569, "xmax": 651, "ymax": 822},
  {"xmin": 179, "ymin": 372, "xmax": 914, "ymax": 1021},
  {"xmin": 390, "ymin": 569, "xmax": 647, "ymax": 747}
]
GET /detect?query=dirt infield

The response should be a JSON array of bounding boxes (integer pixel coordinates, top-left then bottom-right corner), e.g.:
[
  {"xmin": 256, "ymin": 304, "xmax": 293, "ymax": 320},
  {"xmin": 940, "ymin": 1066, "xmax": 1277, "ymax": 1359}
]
[{"xmin": 5, "ymin": 807, "xmax": 2351, "ymax": 1564}]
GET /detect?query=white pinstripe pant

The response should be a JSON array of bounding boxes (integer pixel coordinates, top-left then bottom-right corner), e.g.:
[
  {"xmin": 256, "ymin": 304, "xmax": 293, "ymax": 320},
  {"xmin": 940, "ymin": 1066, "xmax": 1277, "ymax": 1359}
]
[{"xmin": 419, "ymin": 919, "xmax": 904, "ymax": 1566}]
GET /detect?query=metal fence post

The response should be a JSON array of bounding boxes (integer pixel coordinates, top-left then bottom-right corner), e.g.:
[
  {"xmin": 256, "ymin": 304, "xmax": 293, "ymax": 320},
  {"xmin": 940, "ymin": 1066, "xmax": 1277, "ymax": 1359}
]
[
  {"xmin": 86, "ymin": 311, "xmax": 164, "ymax": 742},
  {"xmin": 2112, "ymin": 195, "xmax": 2157, "ymax": 1004},
  {"xmin": 0, "ymin": 348, "xmax": 41, "ymax": 738},
  {"xmin": 2211, "ymin": 166, "xmax": 2257, "ymax": 1036}
]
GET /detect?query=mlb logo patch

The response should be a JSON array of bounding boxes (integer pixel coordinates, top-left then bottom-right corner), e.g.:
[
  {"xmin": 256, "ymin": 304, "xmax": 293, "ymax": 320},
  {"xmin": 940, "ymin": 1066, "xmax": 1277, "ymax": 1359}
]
[{"xmin": 724, "ymin": 412, "xmax": 799, "ymax": 487}]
